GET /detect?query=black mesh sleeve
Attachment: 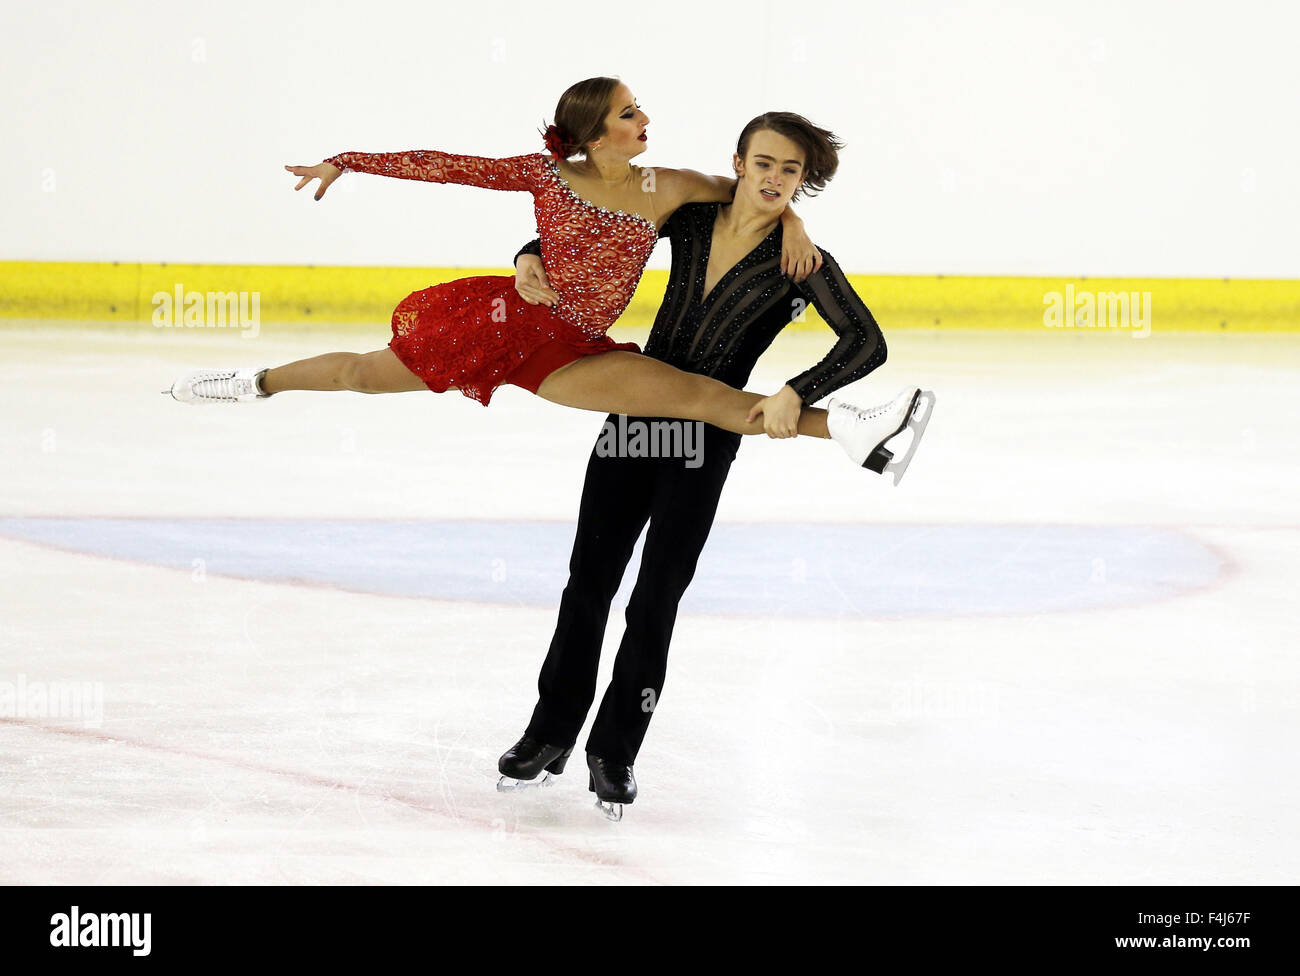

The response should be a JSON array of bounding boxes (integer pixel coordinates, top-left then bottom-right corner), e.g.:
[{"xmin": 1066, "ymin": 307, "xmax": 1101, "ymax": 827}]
[
  {"xmin": 784, "ymin": 248, "xmax": 888, "ymax": 404},
  {"xmin": 513, "ymin": 238, "xmax": 543, "ymax": 268}
]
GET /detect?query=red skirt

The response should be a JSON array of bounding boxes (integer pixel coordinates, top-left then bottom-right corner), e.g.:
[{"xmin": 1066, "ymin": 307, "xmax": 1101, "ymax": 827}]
[{"xmin": 388, "ymin": 275, "xmax": 640, "ymax": 406}]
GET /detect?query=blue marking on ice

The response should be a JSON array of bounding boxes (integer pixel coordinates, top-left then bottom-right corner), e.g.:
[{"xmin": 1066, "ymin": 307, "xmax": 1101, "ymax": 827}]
[{"xmin": 0, "ymin": 518, "xmax": 1222, "ymax": 618}]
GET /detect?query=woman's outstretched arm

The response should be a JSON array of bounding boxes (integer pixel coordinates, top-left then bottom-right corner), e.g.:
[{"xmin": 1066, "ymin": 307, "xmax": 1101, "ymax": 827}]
[{"xmin": 285, "ymin": 150, "xmax": 543, "ymax": 200}]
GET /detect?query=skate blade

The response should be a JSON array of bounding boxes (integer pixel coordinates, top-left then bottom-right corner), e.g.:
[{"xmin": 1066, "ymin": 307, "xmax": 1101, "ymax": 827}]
[
  {"xmin": 882, "ymin": 390, "xmax": 936, "ymax": 486},
  {"xmin": 594, "ymin": 799, "xmax": 623, "ymax": 822},
  {"xmin": 496, "ymin": 772, "xmax": 556, "ymax": 793}
]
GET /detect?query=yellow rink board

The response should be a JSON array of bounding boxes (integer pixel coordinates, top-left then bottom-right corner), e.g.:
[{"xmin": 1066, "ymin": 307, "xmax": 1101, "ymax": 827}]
[{"xmin": 1, "ymin": 261, "xmax": 1297, "ymax": 332}]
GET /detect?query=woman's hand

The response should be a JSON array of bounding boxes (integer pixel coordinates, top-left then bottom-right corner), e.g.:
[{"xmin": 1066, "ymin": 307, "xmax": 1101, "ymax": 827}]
[
  {"xmin": 746, "ymin": 385, "xmax": 804, "ymax": 438},
  {"xmin": 514, "ymin": 254, "xmax": 559, "ymax": 307},
  {"xmin": 780, "ymin": 214, "xmax": 823, "ymax": 281},
  {"xmin": 284, "ymin": 162, "xmax": 342, "ymax": 201}
]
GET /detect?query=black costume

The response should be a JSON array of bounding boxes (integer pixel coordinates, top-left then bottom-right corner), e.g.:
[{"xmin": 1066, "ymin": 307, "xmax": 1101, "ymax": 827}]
[{"xmin": 513, "ymin": 202, "xmax": 887, "ymax": 765}]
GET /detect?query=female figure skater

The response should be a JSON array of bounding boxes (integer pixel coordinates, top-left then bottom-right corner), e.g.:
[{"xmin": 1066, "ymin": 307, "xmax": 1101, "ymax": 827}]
[{"xmin": 166, "ymin": 77, "xmax": 926, "ymax": 471}]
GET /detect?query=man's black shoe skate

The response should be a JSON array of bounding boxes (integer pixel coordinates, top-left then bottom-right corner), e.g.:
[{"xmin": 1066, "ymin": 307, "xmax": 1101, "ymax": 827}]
[
  {"xmin": 587, "ymin": 754, "xmax": 636, "ymax": 821},
  {"xmin": 496, "ymin": 734, "xmax": 573, "ymax": 792}
]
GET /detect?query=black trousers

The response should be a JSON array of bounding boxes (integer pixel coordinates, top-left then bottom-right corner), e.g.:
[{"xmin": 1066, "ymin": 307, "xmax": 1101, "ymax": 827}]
[{"xmin": 525, "ymin": 415, "xmax": 741, "ymax": 765}]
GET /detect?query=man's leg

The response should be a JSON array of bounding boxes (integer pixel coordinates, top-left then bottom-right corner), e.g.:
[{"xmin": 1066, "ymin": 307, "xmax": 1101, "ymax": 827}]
[
  {"xmin": 524, "ymin": 417, "xmax": 656, "ymax": 747},
  {"xmin": 585, "ymin": 423, "xmax": 740, "ymax": 764}
]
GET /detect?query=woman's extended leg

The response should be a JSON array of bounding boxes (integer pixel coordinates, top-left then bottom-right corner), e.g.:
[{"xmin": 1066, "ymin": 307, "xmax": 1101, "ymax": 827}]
[
  {"xmin": 261, "ymin": 349, "xmax": 430, "ymax": 394},
  {"xmin": 536, "ymin": 351, "xmax": 829, "ymax": 437}
]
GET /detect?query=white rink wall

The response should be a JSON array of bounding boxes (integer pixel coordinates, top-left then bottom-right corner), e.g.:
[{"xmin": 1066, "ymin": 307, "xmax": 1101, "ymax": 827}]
[{"xmin": 3, "ymin": 0, "xmax": 1298, "ymax": 276}]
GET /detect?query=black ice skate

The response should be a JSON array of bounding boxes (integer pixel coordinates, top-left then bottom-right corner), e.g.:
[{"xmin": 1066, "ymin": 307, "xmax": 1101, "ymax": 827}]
[
  {"xmin": 587, "ymin": 754, "xmax": 636, "ymax": 822},
  {"xmin": 496, "ymin": 734, "xmax": 573, "ymax": 792}
]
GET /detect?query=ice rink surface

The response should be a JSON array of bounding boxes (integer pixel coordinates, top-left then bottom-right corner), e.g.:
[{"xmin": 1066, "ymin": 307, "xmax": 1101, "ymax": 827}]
[{"xmin": 1, "ymin": 323, "xmax": 1296, "ymax": 884}]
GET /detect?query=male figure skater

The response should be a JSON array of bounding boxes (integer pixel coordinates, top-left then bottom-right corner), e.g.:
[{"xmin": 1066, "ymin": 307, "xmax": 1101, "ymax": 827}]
[{"xmin": 497, "ymin": 113, "xmax": 919, "ymax": 819}]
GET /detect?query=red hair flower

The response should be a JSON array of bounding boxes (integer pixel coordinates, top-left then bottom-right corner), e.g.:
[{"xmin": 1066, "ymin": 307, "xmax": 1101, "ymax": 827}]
[{"xmin": 543, "ymin": 124, "xmax": 570, "ymax": 160}]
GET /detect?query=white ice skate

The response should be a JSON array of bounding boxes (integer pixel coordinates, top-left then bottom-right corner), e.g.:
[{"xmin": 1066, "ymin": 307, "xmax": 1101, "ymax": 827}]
[
  {"xmin": 826, "ymin": 387, "xmax": 936, "ymax": 486},
  {"xmin": 164, "ymin": 367, "xmax": 270, "ymax": 404}
]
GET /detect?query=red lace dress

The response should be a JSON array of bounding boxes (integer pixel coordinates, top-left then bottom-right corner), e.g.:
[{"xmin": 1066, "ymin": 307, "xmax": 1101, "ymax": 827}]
[{"xmin": 322, "ymin": 149, "xmax": 659, "ymax": 405}]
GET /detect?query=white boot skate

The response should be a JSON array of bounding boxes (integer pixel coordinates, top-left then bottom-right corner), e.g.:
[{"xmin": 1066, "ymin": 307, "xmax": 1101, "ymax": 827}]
[
  {"xmin": 826, "ymin": 387, "xmax": 936, "ymax": 485},
  {"xmin": 164, "ymin": 367, "xmax": 270, "ymax": 404}
]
